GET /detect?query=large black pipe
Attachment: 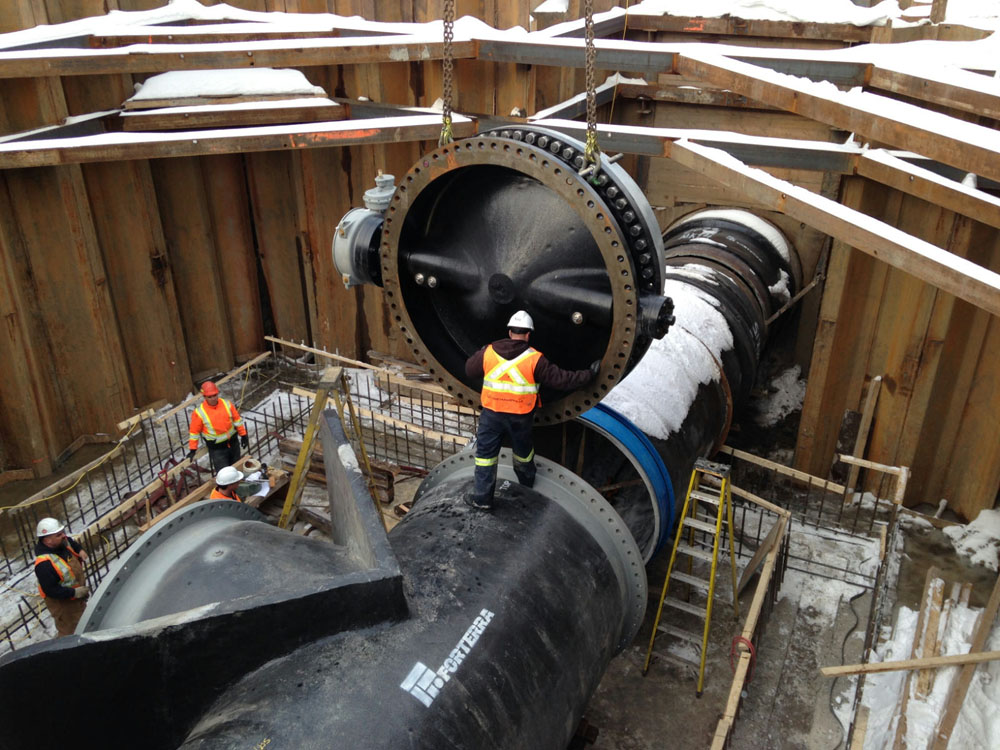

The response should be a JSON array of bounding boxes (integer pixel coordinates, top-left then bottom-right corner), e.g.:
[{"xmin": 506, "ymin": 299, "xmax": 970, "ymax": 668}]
[{"xmin": 179, "ymin": 451, "xmax": 644, "ymax": 749}]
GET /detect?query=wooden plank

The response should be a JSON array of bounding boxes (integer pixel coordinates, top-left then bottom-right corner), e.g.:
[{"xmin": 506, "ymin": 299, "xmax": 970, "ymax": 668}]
[
  {"xmin": 201, "ymin": 154, "xmax": 265, "ymax": 362},
  {"xmin": 264, "ymin": 335, "xmax": 379, "ymax": 370},
  {"xmin": 138, "ymin": 454, "xmax": 254, "ymax": 532},
  {"xmin": 675, "ymin": 52, "xmax": 1000, "ymax": 184},
  {"xmin": 149, "ymin": 156, "xmax": 235, "ymax": 377},
  {"xmin": 891, "ymin": 568, "xmax": 942, "ymax": 749},
  {"xmin": 932, "ymin": 572, "xmax": 1000, "ymax": 748},
  {"xmin": 0, "ymin": 38, "xmax": 478, "ymax": 78},
  {"xmin": 291, "ymin": 386, "xmax": 471, "ymax": 446},
  {"xmin": 869, "ymin": 65, "xmax": 1000, "ymax": 122},
  {"xmin": 668, "ymin": 139, "xmax": 1000, "ymax": 318},
  {"xmin": 155, "ymin": 352, "xmax": 270, "ymax": 424},
  {"xmin": 123, "ymin": 92, "xmax": 330, "ymax": 111},
  {"xmin": 857, "ymin": 150, "xmax": 1000, "ymax": 232},
  {"xmin": 80, "ymin": 159, "xmax": 193, "ymax": 406},
  {"xmin": 244, "ymin": 147, "xmax": 321, "ymax": 347},
  {"xmin": 0, "ymin": 115, "xmax": 477, "ymax": 168},
  {"xmin": 719, "ymin": 445, "xmax": 847, "ymax": 495},
  {"xmin": 822, "ymin": 649, "xmax": 1000, "ymax": 677},
  {"xmin": 626, "ymin": 14, "xmax": 874, "ymax": 42},
  {"xmin": 120, "ymin": 100, "xmax": 347, "ymax": 131},
  {"xmin": 844, "ymin": 375, "xmax": 882, "ymax": 504}
]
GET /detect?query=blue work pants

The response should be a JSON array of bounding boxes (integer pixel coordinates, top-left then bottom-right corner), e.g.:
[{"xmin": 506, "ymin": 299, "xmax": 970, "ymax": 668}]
[{"xmin": 471, "ymin": 408, "xmax": 537, "ymax": 507}]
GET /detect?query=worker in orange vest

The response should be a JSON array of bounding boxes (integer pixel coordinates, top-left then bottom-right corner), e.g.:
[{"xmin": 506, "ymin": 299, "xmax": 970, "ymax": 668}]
[
  {"xmin": 210, "ymin": 466, "xmax": 243, "ymax": 502},
  {"xmin": 464, "ymin": 310, "xmax": 599, "ymax": 510},
  {"xmin": 33, "ymin": 517, "xmax": 89, "ymax": 637},
  {"xmin": 185, "ymin": 381, "xmax": 249, "ymax": 473}
]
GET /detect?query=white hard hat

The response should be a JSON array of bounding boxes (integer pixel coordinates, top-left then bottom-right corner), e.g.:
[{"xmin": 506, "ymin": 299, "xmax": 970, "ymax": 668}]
[
  {"xmin": 216, "ymin": 466, "xmax": 244, "ymax": 486},
  {"xmin": 507, "ymin": 310, "xmax": 534, "ymax": 331},
  {"xmin": 36, "ymin": 517, "xmax": 65, "ymax": 537}
]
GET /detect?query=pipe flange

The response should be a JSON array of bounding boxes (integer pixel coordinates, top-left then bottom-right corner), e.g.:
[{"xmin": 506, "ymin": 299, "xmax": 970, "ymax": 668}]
[
  {"xmin": 379, "ymin": 126, "xmax": 667, "ymax": 425},
  {"xmin": 76, "ymin": 501, "xmax": 267, "ymax": 633}
]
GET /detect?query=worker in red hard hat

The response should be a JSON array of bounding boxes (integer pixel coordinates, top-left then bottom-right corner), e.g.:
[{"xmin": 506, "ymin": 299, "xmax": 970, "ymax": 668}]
[
  {"xmin": 33, "ymin": 517, "xmax": 89, "ymax": 637},
  {"xmin": 185, "ymin": 381, "xmax": 249, "ymax": 473},
  {"xmin": 463, "ymin": 310, "xmax": 599, "ymax": 510}
]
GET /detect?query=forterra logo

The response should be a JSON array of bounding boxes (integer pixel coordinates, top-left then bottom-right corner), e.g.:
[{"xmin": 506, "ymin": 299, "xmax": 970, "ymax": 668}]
[{"xmin": 400, "ymin": 608, "xmax": 496, "ymax": 707}]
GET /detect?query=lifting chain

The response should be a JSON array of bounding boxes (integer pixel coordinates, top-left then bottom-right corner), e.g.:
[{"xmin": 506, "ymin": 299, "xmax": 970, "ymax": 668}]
[
  {"xmin": 439, "ymin": 0, "xmax": 456, "ymax": 146},
  {"xmin": 582, "ymin": 0, "xmax": 602, "ymax": 180}
]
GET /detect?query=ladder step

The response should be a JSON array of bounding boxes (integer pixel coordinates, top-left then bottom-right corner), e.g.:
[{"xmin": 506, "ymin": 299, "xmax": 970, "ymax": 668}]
[
  {"xmin": 683, "ymin": 517, "xmax": 718, "ymax": 534},
  {"xmin": 663, "ymin": 595, "xmax": 707, "ymax": 618},
  {"xmin": 653, "ymin": 648, "xmax": 702, "ymax": 671},
  {"xmin": 676, "ymin": 542, "xmax": 715, "ymax": 563},
  {"xmin": 656, "ymin": 622, "xmax": 704, "ymax": 644},
  {"xmin": 694, "ymin": 458, "xmax": 730, "ymax": 478},
  {"xmin": 690, "ymin": 489, "xmax": 721, "ymax": 505},
  {"xmin": 671, "ymin": 571, "xmax": 711, "ymax": 590}
]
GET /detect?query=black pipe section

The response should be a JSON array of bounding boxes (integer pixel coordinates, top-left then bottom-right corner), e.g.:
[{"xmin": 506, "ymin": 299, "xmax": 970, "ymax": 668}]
[{"xmin": 178, "ymin": 451, "xmax": 645, "ymax": 749}]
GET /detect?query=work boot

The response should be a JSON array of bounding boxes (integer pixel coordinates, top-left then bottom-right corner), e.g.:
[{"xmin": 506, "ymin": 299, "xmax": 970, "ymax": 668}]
[{"xmin": 464, "ymin": 493, "xmax": 493, "ymax": 511}]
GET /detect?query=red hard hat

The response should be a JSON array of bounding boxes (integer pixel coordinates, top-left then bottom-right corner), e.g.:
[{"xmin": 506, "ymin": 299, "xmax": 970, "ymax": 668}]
[{"xmin": 200, "ymin": 381, "xmax": 219, "ymax": 396}]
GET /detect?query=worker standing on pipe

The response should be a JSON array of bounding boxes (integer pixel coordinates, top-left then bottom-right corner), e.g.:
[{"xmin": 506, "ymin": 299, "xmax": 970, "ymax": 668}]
[
  {"xmin": 210, "ymin": 466, "xmax": 244, "ymax": 501},
  {"xmin": 33, "ymin": 518, "xmax": 89, "ymax": 637},
  {"xmin": 464, "ymin": 310, "xmax": 598, "ymax": 510},
  {"xmin": 185, "ymin": 381, "xmax": 249, "ymax": 473}
]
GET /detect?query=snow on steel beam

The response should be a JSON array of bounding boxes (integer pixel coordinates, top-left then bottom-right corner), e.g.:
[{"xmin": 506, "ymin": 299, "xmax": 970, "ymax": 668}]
[
  {"xmin": 475, "ymin": 37, "xmax": 870, "ymax": 86},
  {"xmin": 668, "ymin": 138, "xmax": 1000, "ymax": 318},
  {"xmin": 0, "ymin": 114, "xmax": 476, "ymax": 168},
  {"xmin": 533, "ymin": 118, "xmax": 860, "ymax": 171},
  {"xmin": 0, "ymin": 36, "xmax": 476, "ymax": 78},
  {"xmin": 675, "ymin": 51, "xmax": 1000, "ymax": 185},
  {"xmin": 537, "ymin": 119, "xmax": 1000, "ymax": 224}
]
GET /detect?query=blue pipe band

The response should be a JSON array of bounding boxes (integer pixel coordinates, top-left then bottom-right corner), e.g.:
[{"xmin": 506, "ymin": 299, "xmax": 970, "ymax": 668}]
[{"xmin": 580, "ymin": 403, "xmax": 675, "ymax": 555}]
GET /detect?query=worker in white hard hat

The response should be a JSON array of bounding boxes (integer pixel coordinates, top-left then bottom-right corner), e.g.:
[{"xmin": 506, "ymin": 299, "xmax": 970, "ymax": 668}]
[
  {"xmin": 463, "ymin": 310, "xmax": 599, "ymax": 510},
  {"xmin": 210, "ymin": 465, "xmax": 244, "ymax": 502},
  {"xmin": 33, "ymin": 517, "xmax": 89, "ymax": 637}
]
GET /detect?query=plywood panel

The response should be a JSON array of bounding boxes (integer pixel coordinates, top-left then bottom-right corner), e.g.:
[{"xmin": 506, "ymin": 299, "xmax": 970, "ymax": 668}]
[
  {"xmin": 3, "ymin": 166, "xmax": 133, "ymax": 437},
  {"xmin": 796, "ymin": 177, "xmax": 892, "ymax": 476},
  {"xmin": 246, "ymin": 150, "xmax": 311, "ymax": 345},
  {"xmin": 202, "ymin": 154, "xmax": 265, "ymax": 361},
  {"xmin": 81, "ymin": 160, "xmax": 192, "ymax": 405},
  {"xmin": 150, "ymin": 156, "xmax": 235, "ymax": 379},
  {"xmin": 0, "ymin": 176, "xmax": 60, "ymax": 474},
  {"xmin": 943, "ymin": 315, "xmax": 1000, "ymax": 520}
]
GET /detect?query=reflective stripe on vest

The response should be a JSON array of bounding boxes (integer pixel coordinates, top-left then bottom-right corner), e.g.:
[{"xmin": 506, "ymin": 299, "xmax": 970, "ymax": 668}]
[
  {"xmin": 34, "ymin": 551, "xmax": 79, "ymax": 598},
  {"xmin": 480, "ymin": 346, "xmax": 542, "ymax": 414},
  {"xmin": 193, "ymin": 398, "xmax": 239, "ymax": 444}
]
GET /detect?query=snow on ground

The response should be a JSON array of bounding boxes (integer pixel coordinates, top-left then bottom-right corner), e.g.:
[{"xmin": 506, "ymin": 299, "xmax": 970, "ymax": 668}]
[
  {"xmin": 861, "ymin": 602, "xmax": 999, "ymax": 749},
  {"xmin": 754, "ymin": 364, "xmax": 806, "ymax": 427},
  {"xmin": 943, "ymin": 508, "xmax": 1000, "ymax": 572}
]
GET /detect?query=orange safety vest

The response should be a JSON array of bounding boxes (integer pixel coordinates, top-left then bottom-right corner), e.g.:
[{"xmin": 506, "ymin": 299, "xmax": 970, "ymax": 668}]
[
  {"xmin": 188, "ymin": 398, "xmax": 245, "ymax": 450},
  {"xmin": 480, "ymin": 345, "xmax": 543, "ymax": 415},
  {"xmin": 34, "ymin": 546, "xmax": 83, "ymax": 598},
  {"xmin": 209, "ymin": 487, "xmax": 241, "ymax": 502}
]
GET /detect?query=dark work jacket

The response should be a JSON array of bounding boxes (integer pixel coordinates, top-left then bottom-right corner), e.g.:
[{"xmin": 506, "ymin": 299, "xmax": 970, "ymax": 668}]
[
  {"xmin": 465, "ymin": 338, "xmax": 592, "ymax": 394},
  {"xmin": 34, "ymin": 537, "xmax": 84, "ymax": 600}
]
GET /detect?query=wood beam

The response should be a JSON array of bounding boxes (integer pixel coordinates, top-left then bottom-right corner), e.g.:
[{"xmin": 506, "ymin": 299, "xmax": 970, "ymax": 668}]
[
  {"xmin": 0, "ymin": 114, "xmax": 476, "ymax": 167},
  {"xmin": 869, "ymin": 64, "xmax": 1000, "ymax": 121},
  {"xmin": 120, "ymin": 99, "xmax": 347, "ymax": 131},
  {"xmin": 668, "ymin": 139, "xmax": 1000, "ymax": 318},
  {"xmin": 675, "ymin": 51, "xmax": 1000, "ymax": 185},
  {"xmin": 0, "ymin": 37, "xmax": 477, "ymax": 78},
  {"xmin": 857, "ymin": 149, "xmax": 1000, "ymax": 231},
  {"xmin": 821, "ymin": 649, "xmax": 1000, "ymax": 677},
  {"xmin": 625, "ymin": 13, "xmax": 875, "ymax": 43}
]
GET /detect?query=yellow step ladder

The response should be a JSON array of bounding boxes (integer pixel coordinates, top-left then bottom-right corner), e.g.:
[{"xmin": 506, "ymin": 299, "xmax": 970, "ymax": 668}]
[{"xmin": 642, "ymin": 458, "xmax": 740, "ymax": 696}]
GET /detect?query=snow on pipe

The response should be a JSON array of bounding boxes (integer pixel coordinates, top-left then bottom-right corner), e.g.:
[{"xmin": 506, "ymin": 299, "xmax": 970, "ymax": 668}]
[{"xmin": 535, "ymin": 207, "xmax": 800, "ymax": 562}]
